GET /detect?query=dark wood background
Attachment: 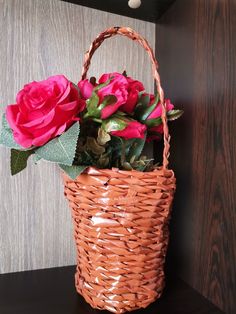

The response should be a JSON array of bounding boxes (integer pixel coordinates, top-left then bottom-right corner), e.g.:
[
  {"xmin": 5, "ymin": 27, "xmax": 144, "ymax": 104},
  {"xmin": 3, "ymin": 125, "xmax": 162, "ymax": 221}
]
[
  {"xmin": 156, "ymin": 0, "xmax": 236, "ymax": 313},
  {"xmin": 62, "ymin": 0, "xmax": 176, "ymax": 23}
]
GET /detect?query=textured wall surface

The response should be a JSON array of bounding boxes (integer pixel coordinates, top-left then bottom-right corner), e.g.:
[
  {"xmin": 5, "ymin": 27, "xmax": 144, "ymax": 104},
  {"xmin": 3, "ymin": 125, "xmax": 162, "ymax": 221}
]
[
  {"xmin": 0, "ymin": 0, "xmax": 155, "ymax": 273},
  {"xmin": 156, "ymin": 0, "xmax": 236, "ymax": 313}
]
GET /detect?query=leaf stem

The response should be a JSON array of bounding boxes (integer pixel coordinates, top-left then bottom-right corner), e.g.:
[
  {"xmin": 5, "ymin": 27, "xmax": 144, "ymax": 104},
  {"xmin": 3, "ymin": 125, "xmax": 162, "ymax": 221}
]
[{"xmin": 93, "ymin": 118, "xmax": 102, "ymax": 123}]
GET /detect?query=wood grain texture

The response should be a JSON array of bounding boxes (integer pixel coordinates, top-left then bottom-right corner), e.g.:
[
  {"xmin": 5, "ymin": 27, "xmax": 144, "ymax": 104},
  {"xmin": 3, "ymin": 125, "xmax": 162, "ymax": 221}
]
[
  {"xmin": 156, "ymin": 0, "xmax": 236, "ymax": 313},
  {"xmin": 0, "ymin": 0, "xmax": 155, "ymax": 274}
]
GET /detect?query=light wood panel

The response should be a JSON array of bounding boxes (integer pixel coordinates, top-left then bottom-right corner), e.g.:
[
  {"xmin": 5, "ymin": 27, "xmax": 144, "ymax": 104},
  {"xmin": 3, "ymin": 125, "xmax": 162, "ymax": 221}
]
[
  {"xmin": 0, "ymin": 0, "xmax": 155, "ymax": 273},
  {"xmin": 156, "ymin": 0, "xmax": 236, "ymax": 313}
]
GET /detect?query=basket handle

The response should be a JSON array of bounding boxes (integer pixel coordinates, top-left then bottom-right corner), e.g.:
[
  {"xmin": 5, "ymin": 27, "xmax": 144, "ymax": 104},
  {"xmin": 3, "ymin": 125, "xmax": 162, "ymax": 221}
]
[{"xmin": 81, "ymin": 26, "xmax": 170, "ymax": 169}]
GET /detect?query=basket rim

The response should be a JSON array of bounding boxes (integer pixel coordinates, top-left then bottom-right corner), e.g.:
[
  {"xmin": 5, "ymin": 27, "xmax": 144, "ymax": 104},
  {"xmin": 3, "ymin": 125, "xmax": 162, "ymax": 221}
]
[{"xmin": 62, "ymin": 166, "xmax": 175, "ymax": 181}]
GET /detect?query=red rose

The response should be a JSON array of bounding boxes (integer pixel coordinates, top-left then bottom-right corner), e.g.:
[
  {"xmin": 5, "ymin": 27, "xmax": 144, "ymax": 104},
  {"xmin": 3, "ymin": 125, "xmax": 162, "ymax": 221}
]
[
  {"xmin": 120, "ymin": 77, "xmax": 145, "ymax": 113},
  {"xmin": 103, "ymin": 116, "xmax": 146, "ymax": 140},
  {"xmin": 97, "ymin": 72, "xmax": 128, "ymax": 119},
  {"xmin": 111, "ymin": 121, "xmax": 146, "ymax": 139},
  {"xmin": 148, "ymin": 98, "xmax": 174, "ymax": 120},
  {"xmin": 6, "ymin": 75, "xmax": 83, "ymax": 148}
]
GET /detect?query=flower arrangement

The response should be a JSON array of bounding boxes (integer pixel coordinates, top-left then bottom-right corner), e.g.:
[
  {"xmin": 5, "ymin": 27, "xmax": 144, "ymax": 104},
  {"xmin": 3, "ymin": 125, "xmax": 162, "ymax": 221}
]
[
  {"xmin": 0, "ymin": 25, "xmax": 181, "ymax": 313},
  {"xmin": 0, "ymin": 72, "xmax": 183, "ymax": 178}
]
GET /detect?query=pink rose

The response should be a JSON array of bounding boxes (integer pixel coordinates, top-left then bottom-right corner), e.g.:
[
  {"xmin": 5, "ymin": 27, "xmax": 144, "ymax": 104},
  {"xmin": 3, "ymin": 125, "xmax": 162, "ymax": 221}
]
[
  {"xmin": 148, "ymin": 98, "xmax": 174, "ymax": 120},
  {"xmin": 146, "ymin": 99, "xmax": 174, "ymax": 141},
  {"xmin": 98, "ymin": 72, "xmax": 128, "ymax": 119},
  {"xmin": 78, "ymin": 79, "xmax": 93, "ymax": 99},
  {"xmin": 6, "ymin": 75, "xmax": 83, "ymax": 148},
  {"xmin": 110, "ymin": 121, "xmax": 147, "ymax": 139},
  {"xmin": 120, "ymin": 77, "xmax": 145, "ymax": 113}
]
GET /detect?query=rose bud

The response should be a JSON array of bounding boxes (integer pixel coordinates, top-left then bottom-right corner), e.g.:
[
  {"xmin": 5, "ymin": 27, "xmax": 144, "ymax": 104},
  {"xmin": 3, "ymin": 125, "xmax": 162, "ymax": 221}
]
[
  {"xmin": 102, "ymin": 116, "xmax": 146, "ymax": 140},
  {"xmin": 78, "ymin": 79, "xmax": 94, "ymax": 100},
  {"xmin": 147, "ymin": 98, "xmax": 174, "ymax": 120},
  {"xmin": 136, "ymin": 96, "xmax": 183, "ymax": 141},
  {"xmin": 135, "ymin": 94, "xmax": 174, "ymax": 127}
]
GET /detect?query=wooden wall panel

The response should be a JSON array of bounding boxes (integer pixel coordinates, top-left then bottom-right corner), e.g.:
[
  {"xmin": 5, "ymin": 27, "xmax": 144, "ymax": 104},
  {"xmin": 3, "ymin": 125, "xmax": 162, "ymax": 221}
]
[
  {"xmin": 156, "ymin": 0, "xmax": 236, "ymax": 313},
  {"xmin": 0, "ymin": 0, "xmax": 155, "ymax": 273},
  {"xmin": 62, "ymin": 0, "xmax": 176, "ymax": 23}
]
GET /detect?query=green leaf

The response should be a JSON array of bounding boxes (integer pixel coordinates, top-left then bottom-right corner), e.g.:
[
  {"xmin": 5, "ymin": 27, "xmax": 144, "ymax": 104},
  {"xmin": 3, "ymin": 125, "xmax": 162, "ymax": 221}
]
[
  {"xmin": 102, "ymin": 117, "xmax": 127, "ymax": 133},
  {"xmin": 85, "ymin": 93, "xmax": 118, "ymax": 119},
  {"xmin": 147, "ymin": 129, "xmax": 162, "ymax": 140},
  {"xmin": 35, "ymin": 122, "xmax": 80, "ymax": 166},
  {"xmin": 109, "ymin": 136, "xmax": 123, "ymax": 167},
  {"xmin": 139, "ymin": 94, "xmax": 151, "ymax": 107},
  {"xmin": 142, "ymin": 95, "xmax": 159, "ymax": 120},
  {"xmin": 138, "ymin": 90, "xmax": 146, "ymax": 99},
  {"xmin": 33, "ymin": 154, "xmax": 42, "ymax": 164},
  {"xmin": 124, "ymin": 138, "xmax": 136, "ymax": 155},
  {"xmin": 98, "ymin": 95, "xmax": 117, "ymax": 110},
  {"xmin": 135, "ymin": 94, "xmax": 154, "ymax": 118},
  {"xmin": 10, "ymin": 149, "xmax": 34, "ymax": 175},
  {"xmin": 0, "ymin": 114, "xmax": 22, "ymax": 149},
  {"xmin": 59, "ymin": 164, "xmax": 87, "ymax": 180},
  {"xmin": 93, "ymin": 77, "xmax": 112, "ymax": 92},
  {"xmin": 133, "ymin": 158, "xmax": 154, "ymax": 172},
  {"xmin": 110, "ymin": 135, "xmax": 123, "ymax": 151},
  {"xmin": 139, "ymin": 102, "xmax": 156, "ymax": 121},
  {"xmin": 2, "ymin": 113, "xmax": 9, "ymax": 129},
  {"xmin": 144, "ymin": 117, "xmax": 162, "ymax": 128},
  {"xmin": 135, "ymin": 94, "xmax": 160, "ymax": 121},
  {"xmin": 85, "ymin": 93, "xmax": 100, "ymax": 118},
  {"xmin": 128, "ymin": 135, "xmax": 146, "ymax": 161},
  {"xmin": 167, "ymin": 109, "xmax": 184, "ymax": 121}
]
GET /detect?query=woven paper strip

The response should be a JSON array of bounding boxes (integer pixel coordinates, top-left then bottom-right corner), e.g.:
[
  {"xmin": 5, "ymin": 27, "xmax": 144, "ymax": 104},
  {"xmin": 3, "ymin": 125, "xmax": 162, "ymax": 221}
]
[{"xmin": 63, "ymin": 167, "xmax": 176, "ymax": 313}]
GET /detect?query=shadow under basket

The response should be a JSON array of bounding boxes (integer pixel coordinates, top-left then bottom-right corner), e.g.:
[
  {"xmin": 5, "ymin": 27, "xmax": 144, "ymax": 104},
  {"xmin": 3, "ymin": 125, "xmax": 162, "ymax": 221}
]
[{"xmin": 63, "ymin": 167, "xmax": 176, "ymax": 313}]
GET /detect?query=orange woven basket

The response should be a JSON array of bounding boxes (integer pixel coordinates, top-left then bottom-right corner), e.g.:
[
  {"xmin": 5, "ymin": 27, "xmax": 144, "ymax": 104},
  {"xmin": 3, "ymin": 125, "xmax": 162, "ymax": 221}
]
[{"xmin": 63, "ymin": 26, "xmax": 176, "ymax": 313}]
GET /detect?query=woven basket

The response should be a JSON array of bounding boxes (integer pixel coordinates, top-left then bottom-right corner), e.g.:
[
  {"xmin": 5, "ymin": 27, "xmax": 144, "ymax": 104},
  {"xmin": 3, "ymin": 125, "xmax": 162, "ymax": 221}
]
[{"xmin": 63, "ymin": 26, "xmax": 176, "ymax": 313}]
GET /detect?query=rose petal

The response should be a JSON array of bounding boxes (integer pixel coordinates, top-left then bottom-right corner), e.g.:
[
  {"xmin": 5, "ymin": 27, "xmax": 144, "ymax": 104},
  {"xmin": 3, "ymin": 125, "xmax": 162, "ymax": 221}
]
[
  {"xmin": 101, "ymin": 101, "xmax": 124, "ymax": 119},
  {"xmin": 78, "ymin": 79, "xmax": 93, "ymax": 100},
  {"xmin": 148, "ymin": 99, "xmax": 174, "ymax": 120},
  {"xmin": 54, "ymin": 123, "xmax": 67, "ymax": 136},
  {"xmin": 32, "ymin": 126, "xmax": 57, "ymax": 146},
  {"xmin": 98, "ymin": 73, "xmax": 128, "ymax": 119},
  {"xmin": 57, "ymin": 81, "xmax": 72, "ymax": 104},
  {"xmin": 13, "ymin": 131, "xmax": 33, "ymax": 148},
  {"xmin": 58, "ymin": 100, "xmax": 79, "ymax": 111},
  {"xmin": 6, "ymin": 105, "xmax": 20, "ymax": 131},
  {"xmin": 22, "ymin": 108, "xmax": 56, "ymax": 129},
  {"xmin": 111, "ymin": 121, "xmax": 146, "ymax": 139}
]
